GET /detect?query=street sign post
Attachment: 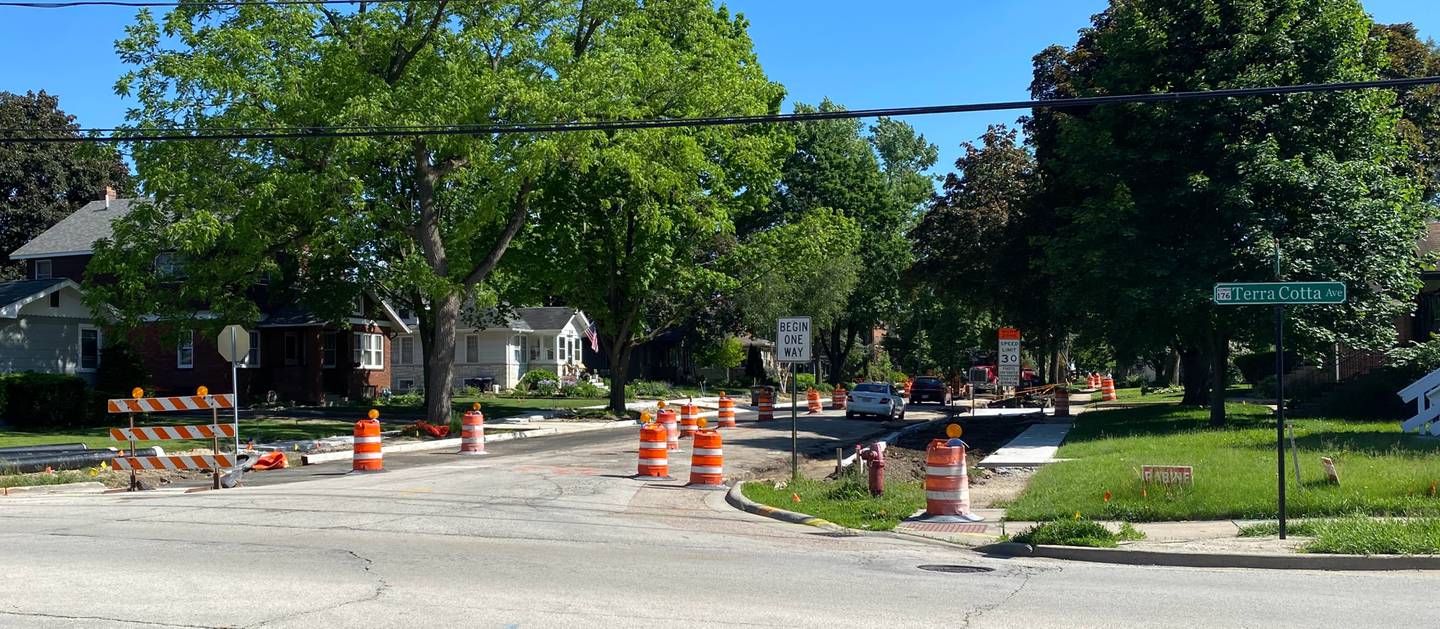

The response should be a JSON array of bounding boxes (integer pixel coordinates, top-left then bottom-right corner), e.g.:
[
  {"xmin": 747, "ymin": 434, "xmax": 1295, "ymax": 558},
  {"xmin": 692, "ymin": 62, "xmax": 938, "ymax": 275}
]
[
  {"xmin": 997, "ymin": 327, "xmax": 1021, "ymax": 389},
  {"xmin": 778, "ymin": 316, "xmax": 812, "ymax": 480},
  {"xmin": 217, "ymin": 324, "xmax": 248, "ymax": 454},
  {"xmin": 1215, "ymin": 280, "xmax": 1345, "ymax": 539}
]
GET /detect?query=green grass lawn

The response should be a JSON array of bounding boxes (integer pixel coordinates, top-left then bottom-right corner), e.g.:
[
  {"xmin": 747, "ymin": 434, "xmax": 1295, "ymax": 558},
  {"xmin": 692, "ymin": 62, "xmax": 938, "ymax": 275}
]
[
  {"xmin": 1004, "ymin": 402, "xmax": 1440, "ymax": 522},
  {"xmin": 0, "ymin": 417, "xmax": 357, "ymax": 452},
  {"xmin": 742, "ymin": 477, "xmax": 926, "ymax": 531}
]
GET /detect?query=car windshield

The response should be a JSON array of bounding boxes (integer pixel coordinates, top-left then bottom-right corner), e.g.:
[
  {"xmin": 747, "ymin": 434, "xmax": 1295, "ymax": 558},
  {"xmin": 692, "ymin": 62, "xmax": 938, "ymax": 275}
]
[
  {"xmin": 916, "ymin": 377, "xmax": 942, "ymax": 385},
  {"xmin": 854, "ymin": 383, "xmax": 888, "ymax": 393}
]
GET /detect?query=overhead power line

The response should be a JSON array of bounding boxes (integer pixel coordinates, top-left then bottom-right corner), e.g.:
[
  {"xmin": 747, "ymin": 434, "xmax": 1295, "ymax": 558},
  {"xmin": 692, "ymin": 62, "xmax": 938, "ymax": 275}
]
[
  {"xmin": 3, "ymin": 76, "xmax": 1439, "ymax": 144},
  {"xmin": 0, "ymin": 0, "xmax": 424, "ymax": 7}
]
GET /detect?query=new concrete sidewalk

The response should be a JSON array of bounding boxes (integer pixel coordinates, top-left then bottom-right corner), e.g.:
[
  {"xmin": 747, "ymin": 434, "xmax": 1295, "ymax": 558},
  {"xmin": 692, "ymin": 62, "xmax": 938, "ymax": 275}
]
[{"xmin": 975, "ymin": 421, "xmax": 1072, "ymax": 468}]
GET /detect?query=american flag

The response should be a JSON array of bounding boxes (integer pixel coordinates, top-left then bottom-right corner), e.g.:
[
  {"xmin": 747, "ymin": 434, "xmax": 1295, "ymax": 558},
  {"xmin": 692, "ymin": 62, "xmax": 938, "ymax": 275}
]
[{"xmin": 585, "ymin": 320, "xmax": 599, "ymax": 352}]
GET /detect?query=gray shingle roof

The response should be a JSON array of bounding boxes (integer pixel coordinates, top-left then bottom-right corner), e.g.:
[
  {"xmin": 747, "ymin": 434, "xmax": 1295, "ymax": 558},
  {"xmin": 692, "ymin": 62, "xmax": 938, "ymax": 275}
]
[
  {"xmin": 0, "ymin": 278, "xmax": 68, "ymax": 309},
  {"xmin": 9, "ymin": 198, "xmax": 152, "ymax": 259},
  {"xmin": 514, "ymin": 307, "xmax": 579, "ymax": 331}
]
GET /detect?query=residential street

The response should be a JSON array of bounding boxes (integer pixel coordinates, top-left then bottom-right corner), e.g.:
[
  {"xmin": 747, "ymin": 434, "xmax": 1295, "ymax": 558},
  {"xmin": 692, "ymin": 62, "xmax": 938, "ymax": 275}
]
[{"xmin": 1, "ymin": 406, "xmax": 1436, "ymax": 628}]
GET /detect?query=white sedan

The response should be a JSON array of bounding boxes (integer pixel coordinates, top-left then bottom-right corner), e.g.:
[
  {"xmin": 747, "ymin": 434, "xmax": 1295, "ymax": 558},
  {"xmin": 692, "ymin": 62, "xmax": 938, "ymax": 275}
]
[{"xmin": 845, "ymin": 382, "xmax": 906, "ymax": 421}]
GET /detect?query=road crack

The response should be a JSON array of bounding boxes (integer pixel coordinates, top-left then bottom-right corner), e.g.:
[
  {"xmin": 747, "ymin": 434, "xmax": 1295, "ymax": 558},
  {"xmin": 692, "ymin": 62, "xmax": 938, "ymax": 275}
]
[
  {"xmin": 959, "ymin": 567, "xmax": 1039, "ymax": 628},
  {"xmin": 0, "ymin": 609, "xmax": 224, "ymax": 628},
  {"xmin": 244, "ymin": 549, "xmax": 390, "ymax": 628}
]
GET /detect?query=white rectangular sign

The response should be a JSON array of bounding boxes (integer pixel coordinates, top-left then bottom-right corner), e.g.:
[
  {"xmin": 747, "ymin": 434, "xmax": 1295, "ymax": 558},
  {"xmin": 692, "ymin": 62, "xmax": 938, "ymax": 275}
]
[
  {"xmin": 777, "ymin": 316, "xmax": 812, "ymax": 363},
  {"xmin": 998, "ymin": 328, "xmax": 1021, "ymax": 387}
]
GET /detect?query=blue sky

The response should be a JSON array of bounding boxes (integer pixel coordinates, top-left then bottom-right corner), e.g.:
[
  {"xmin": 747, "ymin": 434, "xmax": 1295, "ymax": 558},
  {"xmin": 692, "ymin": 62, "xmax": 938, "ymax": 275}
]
[{"xmin": 2, "ymin": 0, "xmax": 1438, "ymax": 176}]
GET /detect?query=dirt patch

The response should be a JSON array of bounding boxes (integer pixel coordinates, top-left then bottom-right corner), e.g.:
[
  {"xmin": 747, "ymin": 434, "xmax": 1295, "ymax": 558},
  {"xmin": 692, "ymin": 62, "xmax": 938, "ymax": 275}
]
[{"xmin": 875, "ymin": 412, "xmax": 1047, "ymax": 508}]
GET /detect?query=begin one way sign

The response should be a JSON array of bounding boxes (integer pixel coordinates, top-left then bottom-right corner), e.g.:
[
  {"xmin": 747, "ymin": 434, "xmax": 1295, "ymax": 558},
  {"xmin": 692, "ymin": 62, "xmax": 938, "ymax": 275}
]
[{"xmin": 778, "ymin": 316, "xmax": 811, "ymax": 363}]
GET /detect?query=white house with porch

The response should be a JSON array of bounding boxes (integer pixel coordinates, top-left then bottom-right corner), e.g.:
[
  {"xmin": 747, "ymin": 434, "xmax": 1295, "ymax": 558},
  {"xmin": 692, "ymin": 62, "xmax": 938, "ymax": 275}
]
[{"xmin": 390, "ymin": 307, "xmax": 591, "ymax": 392}]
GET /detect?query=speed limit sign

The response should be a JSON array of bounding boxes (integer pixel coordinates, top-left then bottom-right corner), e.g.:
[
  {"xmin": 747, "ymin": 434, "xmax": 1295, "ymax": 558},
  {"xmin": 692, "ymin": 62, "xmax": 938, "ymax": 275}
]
[{"xmin": 998, "ymin": 327, "xmax": 1021, "ymax": 387}]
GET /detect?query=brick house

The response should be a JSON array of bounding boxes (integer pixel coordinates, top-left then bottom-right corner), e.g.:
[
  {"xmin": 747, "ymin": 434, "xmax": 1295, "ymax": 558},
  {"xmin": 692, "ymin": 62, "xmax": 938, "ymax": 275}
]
[{"xmin": 7, "ymin": 189, "xmax": 407, "ymax": 403}]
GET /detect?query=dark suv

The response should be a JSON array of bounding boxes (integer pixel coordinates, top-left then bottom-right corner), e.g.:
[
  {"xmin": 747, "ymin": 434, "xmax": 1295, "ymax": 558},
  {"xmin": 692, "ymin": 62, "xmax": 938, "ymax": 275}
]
[{"xmin": 908, "ymin": 376, "xmax": 951, "ymax": 405}]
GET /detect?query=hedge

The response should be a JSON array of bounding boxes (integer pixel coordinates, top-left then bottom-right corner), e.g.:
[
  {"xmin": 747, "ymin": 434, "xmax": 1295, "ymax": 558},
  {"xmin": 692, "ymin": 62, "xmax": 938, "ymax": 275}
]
[{"xmin": 0, "ymin": 372, "xmax": 98, "ymax": 430}]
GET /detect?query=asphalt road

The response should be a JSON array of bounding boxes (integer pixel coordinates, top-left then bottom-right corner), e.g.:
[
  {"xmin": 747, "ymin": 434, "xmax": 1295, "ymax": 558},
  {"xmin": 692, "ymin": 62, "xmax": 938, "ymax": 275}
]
[{"xmin": 2, "ymin": 405, "xmax": 1437, "ymax": 628}]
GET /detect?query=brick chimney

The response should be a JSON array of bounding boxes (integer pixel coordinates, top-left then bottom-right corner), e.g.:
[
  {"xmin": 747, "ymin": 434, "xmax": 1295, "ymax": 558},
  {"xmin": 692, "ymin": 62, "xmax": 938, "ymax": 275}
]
[{"xmin": 104, "ymin": 186, "xmax": 117, "ymax": 208}]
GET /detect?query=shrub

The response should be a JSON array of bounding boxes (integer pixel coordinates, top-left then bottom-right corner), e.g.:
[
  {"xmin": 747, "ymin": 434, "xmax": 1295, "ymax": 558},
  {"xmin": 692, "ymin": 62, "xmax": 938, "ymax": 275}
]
[
  {"xmin": 1123, "ymin": 374, "xmax": 1148, "ymax": 389},
  {"xmin": 517, "ymin": 369, "xmax": 558, "ymax": 392},
  {"xmin": 386, "ymin": 391, "xmax": 424, "ymax": 407},
  {"xmin": 563, "ymin": 381, "xmax": 606, "ymax": 398},
  {"xmin": 888, "ymin": 370, "xmax": 909, "ymax": 384},
  {"xmin": 795, "ymin": 373, "xmax": 817, "ymax": 390},
  {"xmin": 0, "ymin": 373, "xmax": 93, "ymax": 430},
  {"xmin": 628, "ymin": 380, "xmax": 676, "ymax": 399},
  {"xmin": 1234, "ymin": 351, "xmax": 1299, "ymax": 384},
  {"xmin": 1013, "ymin": 518, "xmax": 1145, "ymax": 548},
  {"xmin": 95, "ymin": 342, "xmax": 149, "ymax": 393}
]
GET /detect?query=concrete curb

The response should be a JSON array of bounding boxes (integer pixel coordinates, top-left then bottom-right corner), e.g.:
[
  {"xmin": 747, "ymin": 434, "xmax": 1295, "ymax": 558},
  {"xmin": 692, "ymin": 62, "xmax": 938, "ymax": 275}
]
[
  {"xmin": 1, "ymin": 481, "xmax": 108, "ymax": 497},
  {"xmin": 300, "ymin": 420, "xmax": 639, "ymax": 465},
  {"xmin": 974, "ymin": 541, "xmax": 1440, "ymax": 571},
  {"xmin": 725, "ymin": 481, "xmax": 853, "ymax": 534}
]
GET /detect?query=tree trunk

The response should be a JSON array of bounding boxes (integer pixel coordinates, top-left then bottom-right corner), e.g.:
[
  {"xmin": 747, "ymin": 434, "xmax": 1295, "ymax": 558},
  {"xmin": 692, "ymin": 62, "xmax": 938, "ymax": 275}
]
[
  {"xmin": 1049, "ymin": 343, "xmax": 1062, "ymax": 385},
  {"xmin": 425, "ymin": 291, "xmax": 460, "ymax": 424},
  {"xmin": 416, "ymin": 301, "xmax": 436, "ymax": 409},
  {"xmin": 1207, "ymin": 324, "xmax": 1229, "ymax": 427},
  {"xmin": 1180, "ymin": 347, "xmax": 1208, "ymax": 405},
  {"xmin": 607, "ymin": 331, "xmax": 634, "ymax": 414},
  {"xmin": 824, "ymin": 325, "xmax": 845, "ymax": 385},
  {"xmin": 1167, "ymin": 349, "xmax": 1182, "ymax": 387}
]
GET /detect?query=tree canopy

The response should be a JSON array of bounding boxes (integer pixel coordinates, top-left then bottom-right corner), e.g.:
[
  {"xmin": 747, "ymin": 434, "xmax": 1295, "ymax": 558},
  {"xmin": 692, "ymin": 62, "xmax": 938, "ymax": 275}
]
[{"xmin": 0, "ymin": 91, "xmax": 130, "ymax": 280}]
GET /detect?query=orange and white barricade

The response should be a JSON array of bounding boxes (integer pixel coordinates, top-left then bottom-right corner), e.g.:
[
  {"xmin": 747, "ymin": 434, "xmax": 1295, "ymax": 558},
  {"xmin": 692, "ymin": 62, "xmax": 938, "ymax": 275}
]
[
  {"xmin": 459, "ymin": 404, "xmax": 486, "ymax": 455},
  {"xmin": 686, "ymin": 423, "xmax": 725, "ymax": 489},
  {"xmin": 352, "ymin": 411, "xmax": 384, "ymax": 473},
  {"xmin": 1055, "ymin": 389, "xmax": 1070, "ymax": 417},
  {"xmin": 108, "ymin": 386, "xmax": 238, "ymax": 491},
  {"xmin": 915, "ymin": 438, "xmax": 981, "ymax": 522},
  {"xmin": 658, "ymin": 407, "xmax": 680, "ymax": 450},
  {"xmin": 636, "ymin": 422, "xmax": 672, "ymax": 480},
  {"xmin": 832, "ymin": 387, "xmax": 847, "ymax": 410},
  {"xmin": 758, "ymin": 392, "xmax": 775, "ymax": 421},
  {"xmin": 679, "ymin": 403, "xmax": 700, "ymax": 439},
  {"xmin": 716, "ymin": 392, "xmax": 737, "ymax": 428},
  {"xmin": 806, "ymin": 388, "xmax": 821, "ymax": 414},
  {"xmin": 1101, "ymin": 378, "xmax": 1117, "ymax": 402}
]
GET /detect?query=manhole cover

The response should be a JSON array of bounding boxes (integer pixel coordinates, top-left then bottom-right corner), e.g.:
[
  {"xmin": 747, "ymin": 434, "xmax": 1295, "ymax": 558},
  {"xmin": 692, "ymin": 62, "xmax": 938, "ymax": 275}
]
[{"xmin": 918, "ymin": 564, "xmax": 995, "ymax": 574}]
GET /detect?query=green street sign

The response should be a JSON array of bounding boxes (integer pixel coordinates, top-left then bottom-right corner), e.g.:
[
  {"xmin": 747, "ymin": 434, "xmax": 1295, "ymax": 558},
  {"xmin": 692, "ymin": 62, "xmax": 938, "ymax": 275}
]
[{"xmin": 1213, "ymin": 282, "xmax": 1346, "ymax": 305}]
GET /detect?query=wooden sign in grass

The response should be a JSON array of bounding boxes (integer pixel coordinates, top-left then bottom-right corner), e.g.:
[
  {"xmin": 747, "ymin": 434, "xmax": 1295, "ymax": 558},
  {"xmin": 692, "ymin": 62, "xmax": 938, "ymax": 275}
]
[{"xmin": 1142, "ymin": 465, "xmax": 1193, "ymax": 484}]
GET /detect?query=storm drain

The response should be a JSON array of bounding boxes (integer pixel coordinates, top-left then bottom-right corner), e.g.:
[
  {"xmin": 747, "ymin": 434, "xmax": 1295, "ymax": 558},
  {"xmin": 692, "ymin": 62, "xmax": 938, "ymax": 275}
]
[{"xmin": 917, "ymin": 564, "xmax": 995, "ymax": 574}]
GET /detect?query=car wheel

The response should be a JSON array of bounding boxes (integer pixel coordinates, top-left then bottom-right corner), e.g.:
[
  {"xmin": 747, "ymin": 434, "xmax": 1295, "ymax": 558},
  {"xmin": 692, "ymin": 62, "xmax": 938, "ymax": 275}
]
[
  {"xmin": 845, "ymin": 410, "xmax": 854, "ymax": 420},
  {"xmin": 897, "ymin": 409, "xmax": 906, "ymax": 421}
]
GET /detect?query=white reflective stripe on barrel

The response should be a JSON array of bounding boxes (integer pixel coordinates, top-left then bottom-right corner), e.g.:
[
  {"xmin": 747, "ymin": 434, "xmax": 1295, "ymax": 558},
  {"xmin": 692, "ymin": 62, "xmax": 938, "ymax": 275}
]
[
  {"xmin": 354, "ymin": 436, "xmax": 382, "ymax": 444},
  {"xmin": 639, "ymin": 442, "xmax": 668, "ymax": 450},
  {"xmin": 692, "ymin": 448, "xmax": 723, "ymax": 456},
  {"xmin": 353, "ymin": 452, "xmax": 384, "ymax": 460},
  {"xmin": 926, "ymin": 490, "xmax": 967, "ymax": 501},
  {"xmin": 925, "ymin": 466, "xmax": 967, "ymax": 477},
  {"xmin": 690, "ymin": 466, "xmax": 724, "ymax": 474}
]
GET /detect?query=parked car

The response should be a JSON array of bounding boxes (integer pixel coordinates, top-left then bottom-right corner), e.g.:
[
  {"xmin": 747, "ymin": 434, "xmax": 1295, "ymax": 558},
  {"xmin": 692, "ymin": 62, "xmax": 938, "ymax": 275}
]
[
  {"xmin": 968, "ymin": 365, "xmax": 997, "ymax": 392},
  {"xmin": 845, "ymin": 382, "xmax": 907, "ymax": 421},
  {"xmin": 909, "ymin": 376, "xmax": 951, "ymax": 405}
]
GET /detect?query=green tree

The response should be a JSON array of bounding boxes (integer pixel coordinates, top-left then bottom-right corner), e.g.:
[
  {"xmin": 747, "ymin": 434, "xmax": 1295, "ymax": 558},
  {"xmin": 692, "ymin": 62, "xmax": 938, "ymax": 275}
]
[
  {"xmin": 90, "ymin": 1, "xmax": 765, "ymax": 421},
  {"xmin": 1374, "ymin": 22, "xmax": 1440, "ymax": 204},
  {"xmin": 1032, "ymin": 0, "xmax": 1428, "ymax": 424},
  {"xmin": 754, "ymin": 101, "xmax": 936, "ymax": 384},
  {"xmin": 512, "ymin": 1, "xmax": 790, "ymax": 412},
  {"xmin": 696, "ymin": 336, "xmax": 746, "ymax": 381},
  {"xmin": 0, "ymin": 91, "xmax": 131, "ymax": 279}
]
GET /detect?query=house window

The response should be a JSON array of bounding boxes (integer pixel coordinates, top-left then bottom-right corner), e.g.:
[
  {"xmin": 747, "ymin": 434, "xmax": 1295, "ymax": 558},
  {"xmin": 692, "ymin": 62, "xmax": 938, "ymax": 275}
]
[
  {"xmin": 34, "ymin": 259, "xmax": 52, "ymax": 280},
  {"xmin": 284, "ymin": 332, "xmax": 302, "ymax": 365},
  {"xmin": 397, "ymin": 379, "xmax": 416, "ymax": 391},
  {"xmin": 154, "ymin": 252, "xmax": 187, "ymax": 278},
  {"xmin": 177, "ymin": 330, "xmax": 194, "ymax": 369},
  {"xmin": 353, "ymin": 332, "xmax": 383, "ymax": 369},
  {"xmin": 399, "ymin": 336, "xmax": 416, "ymax": 365},
  {"xmin": 559, "ymin": 337, "xmax": 568, "ymax": 361},
  {"xmin": 78, "ymin": 326, "xmax": 100, "ymax": 372},
  {"xmin": 528, "ymin": 336, "xmax": 540, "ymax": 361},
  {"xmin": 545, "ymin": 336, "xmax": 555, "ymax": 360},
  {"xmin": 513, "ymin": 335, "xmax": 524, "ymax": 363},
  {"xmin": 239, "ymin": 331, "xmax": 260, "ymax": 368},
  {"xmin": 465, "ymin": 334, "xmax": 479, "ymax": 364},
  {"xmin": 49, "ymin": 292, "xmax": 60, "ymax": 308},
  {"xmin": 322, "ymin": 332, "xmax": 337, "ymax": 368}
]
